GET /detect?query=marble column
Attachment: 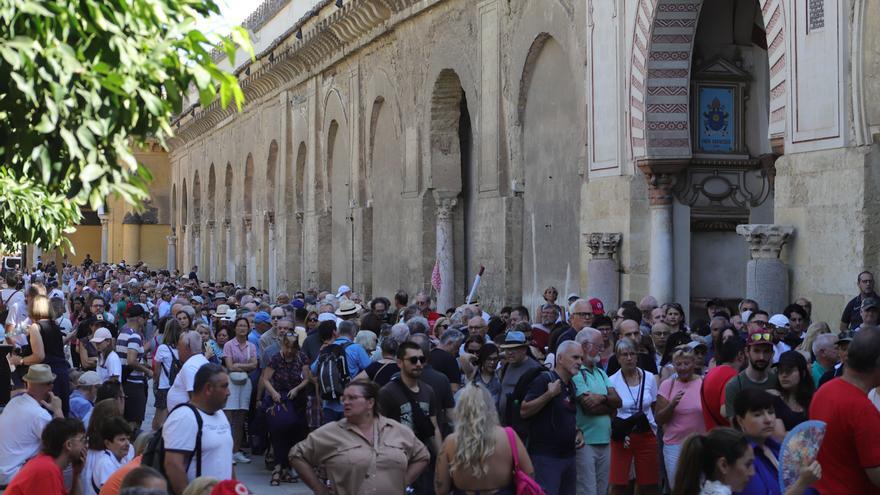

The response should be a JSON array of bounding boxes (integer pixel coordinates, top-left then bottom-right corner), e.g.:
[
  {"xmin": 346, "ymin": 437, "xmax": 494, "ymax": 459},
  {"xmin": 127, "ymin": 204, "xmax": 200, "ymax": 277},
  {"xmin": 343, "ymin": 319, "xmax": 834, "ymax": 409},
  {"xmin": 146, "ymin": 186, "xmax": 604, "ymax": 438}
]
[
  {"xmin": 166, "ymin": 229, "xmax": 177, "ymax": 271},
  {"xmin": 736, "ymin": 224, "xmax": 794, "ymax": 314},
  {"xmin": 586, "ymin": 233, "xmax": 622, "ymax": 310},
  {"xmin": 98, "ymin": 213, "xmax": 110, "ymax": 263},
  {"xmin": 266, "ymin": 212, "xmax": 277, "ymax": 297},
  {"xmin": 434, "ymin": 193, "xmax": 457, "ymax": 313},
  {"xmin": 191, "ymin": 224, "xmax": 201, "ymax": 273},
  {"xmin": 224, "ymin": 219, "xmax": 234, "ymax": 282},
  {"xmin": 244, "ymin": 215, "xmax": 254, "ymax": 288},
  {"xmin": 638, "ymin": 161, "xmax": 685, "ymax": 304},
  {"xmin": 206, "ymin": 221, "xmax": 216, "ymax": 281}
]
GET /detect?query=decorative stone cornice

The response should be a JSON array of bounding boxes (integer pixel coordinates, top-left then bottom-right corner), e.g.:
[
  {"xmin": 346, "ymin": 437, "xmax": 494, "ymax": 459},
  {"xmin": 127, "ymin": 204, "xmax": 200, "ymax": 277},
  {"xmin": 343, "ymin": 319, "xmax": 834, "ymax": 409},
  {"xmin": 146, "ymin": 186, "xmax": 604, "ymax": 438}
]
[
  {"xmin": 735, "ymin": 224, "xmax": 794, "ymax": 260},
  {"xmin": 170, "ymin": 0, "xmax": 429, "ymax": 147},
  {"xmin": 586, "ymin": 233, "xmax": 622, "ymax": 260}
]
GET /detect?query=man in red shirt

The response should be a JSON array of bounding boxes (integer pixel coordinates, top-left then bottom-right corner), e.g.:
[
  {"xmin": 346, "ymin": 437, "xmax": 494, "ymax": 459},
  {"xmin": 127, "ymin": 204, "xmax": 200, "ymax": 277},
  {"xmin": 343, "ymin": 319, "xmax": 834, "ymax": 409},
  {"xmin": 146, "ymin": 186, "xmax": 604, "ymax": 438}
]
[
  {"xmin": 810, "ymin": 326, "xmax": 880, "ymax": 494},
  {"xmin": 701, "ymin": 336, "xmax": 745, "ymax": 429},
  {"xmin": 5, "ymin": 417, "xmax": 86, "ymax": 495}
]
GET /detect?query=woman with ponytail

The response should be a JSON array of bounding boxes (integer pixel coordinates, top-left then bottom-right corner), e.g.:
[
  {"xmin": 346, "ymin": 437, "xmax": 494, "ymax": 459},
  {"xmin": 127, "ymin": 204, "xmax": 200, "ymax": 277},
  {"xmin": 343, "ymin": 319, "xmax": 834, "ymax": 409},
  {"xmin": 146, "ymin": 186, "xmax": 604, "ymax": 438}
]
[{"xmin": 671, "ymin": 428, "xmax": 754, "ymax": 495}]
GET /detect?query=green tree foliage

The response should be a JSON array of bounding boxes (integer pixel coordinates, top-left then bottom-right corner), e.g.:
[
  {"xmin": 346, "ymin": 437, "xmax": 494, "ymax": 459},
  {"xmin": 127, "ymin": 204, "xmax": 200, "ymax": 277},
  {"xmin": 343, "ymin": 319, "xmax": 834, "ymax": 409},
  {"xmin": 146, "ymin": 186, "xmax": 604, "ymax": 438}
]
[{"xmin": 0, "ymin": 0, "xmax": 251, "ymax": 251}]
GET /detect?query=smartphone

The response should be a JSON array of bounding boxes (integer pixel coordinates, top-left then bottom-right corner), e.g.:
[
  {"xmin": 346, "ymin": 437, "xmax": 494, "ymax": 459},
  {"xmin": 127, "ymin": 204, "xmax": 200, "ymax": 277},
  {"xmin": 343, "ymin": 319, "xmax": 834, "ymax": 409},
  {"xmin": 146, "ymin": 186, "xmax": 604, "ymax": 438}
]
[{"xmin": 204, "ymin": 342, "xmax": 211, "ymax": 353}]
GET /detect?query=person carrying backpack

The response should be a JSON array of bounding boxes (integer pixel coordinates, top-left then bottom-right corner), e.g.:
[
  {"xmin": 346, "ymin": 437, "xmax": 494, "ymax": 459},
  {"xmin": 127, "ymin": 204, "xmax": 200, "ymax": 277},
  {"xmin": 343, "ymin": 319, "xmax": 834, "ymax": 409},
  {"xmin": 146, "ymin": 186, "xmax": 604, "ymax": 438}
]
[
  {"xmin": 310, "ymin": 319, "xmax": 372, "ymax": 424},
  {"xmin": 497, "ymin": 331, "xmax": 544, "ymax": 441},
  {"xmin": 159, "ymin": 363, "xmax": 232, "ymax": 495},
  {"xmin": 151, "ymin": 319, "xmax": 183, "ymax": 431}
]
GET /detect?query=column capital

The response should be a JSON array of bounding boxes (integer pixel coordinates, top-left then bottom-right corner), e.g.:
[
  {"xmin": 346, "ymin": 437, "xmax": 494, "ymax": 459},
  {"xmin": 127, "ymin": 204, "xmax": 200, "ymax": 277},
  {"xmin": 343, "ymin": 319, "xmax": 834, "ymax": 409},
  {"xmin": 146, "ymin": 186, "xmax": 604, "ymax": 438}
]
[
  {"xmin": 243, "ymin": 214, "xmax": 252, "ymax": 229},
  {"xmin": 205, "ymin": 220, "xmax": 215, "ymax": 230},
  {"xmin": 98, "ymin": 213, "xmax": 110, "ymax": 225},
  {"xmin": 637, "ymin": 159, "xmax": 688, "ymax": 206},
  {"xmin": 190, "ymin": 224, "xmax": 200, "ymax": 236},
  {"xmin": 223, "ymin": 217, "xmax": 231, "ymax": 228},
  {"xmin": 265, "ymin": 210, "xmax": 275, "ymax": 226},
  {"xmin": 433, "ymin": 191, "xmax": 458, "ymax": 221},
  {"xmin": 167, "ymin": 234, "xmax": 177, "ymax": 244},
  {"xmin": 736, "ymin": 224, "xmax": 794, "ymax": 259},
  {"xmin": 586, "ymin": 232, "xmax": 622, "ymax": 260}
]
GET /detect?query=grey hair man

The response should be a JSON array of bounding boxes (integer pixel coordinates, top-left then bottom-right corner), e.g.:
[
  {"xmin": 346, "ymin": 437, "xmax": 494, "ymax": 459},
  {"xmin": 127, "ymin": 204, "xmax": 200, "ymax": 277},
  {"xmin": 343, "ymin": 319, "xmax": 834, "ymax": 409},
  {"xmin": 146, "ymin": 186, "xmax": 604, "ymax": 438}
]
[
  {"xmin": 573, "ymin": 327, "xmax": 621, "ymax": 495},
  {"xmin": 434, "ymin": 329, "xmax": 465, "ymax": 392},
  {"xmin": 407, "ymin": 316, "xmax": 430, "ymax": 335},
  {"xmin": 166, "ymin": 331, "xmax": 209, "ymax": 411},
  {"xmin": 811, "ymin": 333, "xmax": 840, "ymax": 387}
]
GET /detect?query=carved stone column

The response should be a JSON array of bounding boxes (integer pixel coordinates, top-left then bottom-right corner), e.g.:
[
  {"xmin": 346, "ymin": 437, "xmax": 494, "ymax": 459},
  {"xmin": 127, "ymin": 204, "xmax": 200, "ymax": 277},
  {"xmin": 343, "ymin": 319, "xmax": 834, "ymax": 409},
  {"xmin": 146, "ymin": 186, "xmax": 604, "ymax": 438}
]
[
  {"xmin": 266, "ymin": 212, "xmax": 277, "ymax": 296},
  {"xmin": 434, "ymin": 192, "xmax": 458, "ymax": 313},
  {"xmin": 206, "ymin": 220, "xmax": 216, "ymax": 281},
  {"xmin": 166, "ymin": 229, "xmax": 177, "ymax": 271},
  {"xmin": 191, "ymin": 224, "xmax": 201, "ymax": 273},
  {"xmin": 736, "ymin": 224, "xmax": 794, "ymax": 314},
  {"xmin": 99, "ymin": 213, "xmax": 110, "ymax": 263},
  {"xmin": 243, "ymin": 215, "xmax": 254, "ymax": 287},
  {"xmin": 638, "ymin": 160, "xmax": 687, "ymax": 303},
  {"xmin": 586, "ymin": 233, "xmax": 622, "ymax": 310},
  {"xmin": 224, "ymin": 219, "xmax": 234, "ymax": 282}
]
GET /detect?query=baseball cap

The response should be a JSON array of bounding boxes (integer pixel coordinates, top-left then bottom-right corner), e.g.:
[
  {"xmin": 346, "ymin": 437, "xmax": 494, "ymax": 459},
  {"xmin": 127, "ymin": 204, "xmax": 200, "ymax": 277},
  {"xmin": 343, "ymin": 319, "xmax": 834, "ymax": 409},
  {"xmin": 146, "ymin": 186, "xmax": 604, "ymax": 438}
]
[
  {"xmin": 317, "ymin": 312, "xmax": 337, "ymax": 323},
  {"xmin": 589, "ymin": 297, "xmax": 605, "ymax": 316},
  {"xmin": 336, "ymin": 285, "xmax": 352, "ymax": 298},
  {"xmin": 567, "ymin": 292, "xmax": 580, "ymax": 302},
  {"xmin": 768, "ymin": 314, "xmax": 790, "ymax": 328},
  {"xmin": 837, "ymin": 330, "xmax": 856, "ymax": 343},
  {"xmin": 90, "ymin": 328, "xmax": 113, "ymax": 343},
  {"xmin": 254, "ymin": 311, "xmax": 271, "ymax": 324},
  {"xmin": 861, "ymin": 298, "xmax": 879, "ymax": 310}
]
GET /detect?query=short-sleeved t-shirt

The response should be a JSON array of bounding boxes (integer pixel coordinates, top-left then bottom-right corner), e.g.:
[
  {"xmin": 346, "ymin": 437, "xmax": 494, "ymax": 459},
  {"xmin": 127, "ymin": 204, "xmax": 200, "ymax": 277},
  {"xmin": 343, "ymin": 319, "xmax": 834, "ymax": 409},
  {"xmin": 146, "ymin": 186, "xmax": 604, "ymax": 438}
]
[
  {"xmin": 572, "ymin": 365, "xmax": 613, "ymax": 445},
  {"xmin": 154, "ymin": 344, "xmax": 178, "ymax": 390},
  {"xmin": 657, "ymin": 377, "xmax": 705, "ymax": 445},
  {"xmin": 701, "ymin": 364, "xmax": 738, "ymax": 429},
  {"xmin": 524, "ymin": 371, "xmax": 578, "ymax": 457},
  {"xmin": 115, "ymin": 327, "xmax": 144, "ymax": 383},
  {"xmin": 163, "ymin": 405, "xmax": 233, "ymax": 482},
  {"xmin": 4, "ymin": 454, "xmax": 66, "ymax": 495},
  {"xmin": 609, "ymin": 369, "xmax": 658, "ymax": 432},
  {"xmin": 167, "ymin": 354, "xmax": 209, "ymax": 411},
  {"xmin": 723, "ymin": 369, "xmax": 778, "ymax": 419},
  {"xmin": 809, "ymin": 378, "xmax": 880, "ymax": 495},
  {"xmin": 378, "ymin": 379, "xmax": 438, "ymax": 440},
  {"xmin": 97, "ymin": 351, "xmax": 122, "ymax": 383},
  {"xmin": 430, "ymin": 348, "xmax": 462, "ymax": 387}
]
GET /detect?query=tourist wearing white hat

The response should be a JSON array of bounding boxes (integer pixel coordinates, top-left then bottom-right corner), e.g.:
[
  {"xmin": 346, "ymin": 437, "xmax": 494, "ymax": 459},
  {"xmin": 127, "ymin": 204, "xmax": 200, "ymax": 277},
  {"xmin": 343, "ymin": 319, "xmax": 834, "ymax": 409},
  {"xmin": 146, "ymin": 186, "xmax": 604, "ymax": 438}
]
[
  {"xmin": 91, "ymin": 328, "xmax": 121, "ymax": 383},
  {"xmin": 0, "ymin": 364, "xmax": 64, "ymax": 484}
]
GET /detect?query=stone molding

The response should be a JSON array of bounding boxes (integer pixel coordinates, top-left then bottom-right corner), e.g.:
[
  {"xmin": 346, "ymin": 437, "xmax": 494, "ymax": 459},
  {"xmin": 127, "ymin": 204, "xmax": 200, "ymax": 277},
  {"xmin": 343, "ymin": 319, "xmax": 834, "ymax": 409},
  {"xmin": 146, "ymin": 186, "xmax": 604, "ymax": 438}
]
[
  {"xmin": 586, "ymin": 233, "xmax": 622, "ymax": 260},
  {"xmin": 735, "ymin": 224, "xmax": 793, "ymax": 260},
  {"xmin": 172, "ymin": 0, "xmax": 430, "ymax": 145}
]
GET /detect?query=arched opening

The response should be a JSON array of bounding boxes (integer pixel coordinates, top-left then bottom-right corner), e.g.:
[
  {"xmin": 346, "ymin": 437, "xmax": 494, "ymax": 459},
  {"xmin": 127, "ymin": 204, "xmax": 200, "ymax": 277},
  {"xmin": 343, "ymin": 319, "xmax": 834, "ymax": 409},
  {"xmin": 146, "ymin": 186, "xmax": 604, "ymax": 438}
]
[
  {"xmin": 327, "ymin": 119, "xmax": 352, "ymax": 288},
  {"xmin": 223, "ymin": 163, "xmax": 233, "ymax": 282},
  {"xmin": 429, "ymin": 69, "xmax": 473, "ymax": 306},
  {"xmin": 519, "ymin": 35, "xmax": 581, "ymax": 309},
  {"xmin": 241, "ymin": 154, "xmax": 254, "ymax": 285},
  {"xmin": 264, "ymin": 141, "xmax": 278, "ymax": 291},
  {"xmin": 207, "ymin": 164, "xmax": 216, "ymax": 280}
]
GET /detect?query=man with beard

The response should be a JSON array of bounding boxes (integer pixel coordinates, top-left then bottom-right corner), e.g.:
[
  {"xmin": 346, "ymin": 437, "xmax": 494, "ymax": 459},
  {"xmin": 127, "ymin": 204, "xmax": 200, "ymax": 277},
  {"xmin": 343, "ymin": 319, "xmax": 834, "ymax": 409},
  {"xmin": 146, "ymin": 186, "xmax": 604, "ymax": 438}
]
[
  {"xmin": 722, "ymin": 324, "xmax": 778, "ymax": 419},
  {"xmin": 572, "ymin": 328, "xmax": 621, "ymax": 495},
  {"xmin": 532, "ymin": 303, "xmax": 560, "ymax": 352}
]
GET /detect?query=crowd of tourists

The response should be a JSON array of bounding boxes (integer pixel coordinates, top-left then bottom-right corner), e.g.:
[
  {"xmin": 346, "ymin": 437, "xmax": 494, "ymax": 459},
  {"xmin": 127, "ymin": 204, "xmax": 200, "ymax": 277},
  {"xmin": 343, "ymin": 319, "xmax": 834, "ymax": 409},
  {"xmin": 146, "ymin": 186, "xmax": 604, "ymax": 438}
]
[{"xmin": 0, "ymin": 257, "xmax": 878, "ymax": 495}]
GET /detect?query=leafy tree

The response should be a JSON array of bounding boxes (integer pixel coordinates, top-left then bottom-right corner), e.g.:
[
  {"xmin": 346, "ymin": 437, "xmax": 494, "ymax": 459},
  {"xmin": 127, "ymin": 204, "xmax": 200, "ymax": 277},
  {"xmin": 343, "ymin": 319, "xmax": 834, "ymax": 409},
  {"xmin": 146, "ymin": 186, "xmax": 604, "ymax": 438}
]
[{"xmin": 0, "ymin": 0, "xmax": 251, "ymax": 251}]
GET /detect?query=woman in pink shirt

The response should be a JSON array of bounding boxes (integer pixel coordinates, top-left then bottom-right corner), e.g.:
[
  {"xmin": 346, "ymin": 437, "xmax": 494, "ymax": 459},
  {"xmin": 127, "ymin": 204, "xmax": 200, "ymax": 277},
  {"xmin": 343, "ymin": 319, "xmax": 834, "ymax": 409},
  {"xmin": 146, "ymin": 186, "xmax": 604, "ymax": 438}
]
[
  {"xmin": 223, "ymin": 317, "xmax": 258, "ymax": 465},
  {"xmin": 655, "ymin": 345, "xmax": 706, "ymax": 489}
]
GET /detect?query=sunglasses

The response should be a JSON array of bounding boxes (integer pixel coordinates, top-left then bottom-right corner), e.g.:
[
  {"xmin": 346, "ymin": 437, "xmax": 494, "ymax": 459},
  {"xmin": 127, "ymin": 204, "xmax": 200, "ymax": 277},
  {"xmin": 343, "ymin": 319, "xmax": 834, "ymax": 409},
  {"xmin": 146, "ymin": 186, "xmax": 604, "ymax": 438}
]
[
  {"xmin": 752, "ymin": 320, "xmax": 769, "ymax": 328},
  {"xmin": 749, "ymin": 332, "xmax": 772, "ymax": 343},
  {"xmin": 307, "ymin": 318, "xmax": 318, "ymax": 322},
  {"xmin": 405, "ymin": 356, "xmax": 427, "ymax": 364}
]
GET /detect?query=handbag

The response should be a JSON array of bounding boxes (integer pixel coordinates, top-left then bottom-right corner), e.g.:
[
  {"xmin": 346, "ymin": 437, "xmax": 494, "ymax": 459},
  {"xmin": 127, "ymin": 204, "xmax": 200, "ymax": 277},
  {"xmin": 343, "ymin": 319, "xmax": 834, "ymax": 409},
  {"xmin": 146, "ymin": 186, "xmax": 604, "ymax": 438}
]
[
  {"xmin": 229, "ymin": 371, "xmax": 249, "ymax": 385},
  {"xmin": 610, "ymin": 369, "xmax": 650, "ymax": 441},
  {"xmin": 263, "ymin": 397, "xmax": 303, "ymax": 431},
  {"xmin": 504, "ymin": 427, "xmax": 546, "ymax": 495}
]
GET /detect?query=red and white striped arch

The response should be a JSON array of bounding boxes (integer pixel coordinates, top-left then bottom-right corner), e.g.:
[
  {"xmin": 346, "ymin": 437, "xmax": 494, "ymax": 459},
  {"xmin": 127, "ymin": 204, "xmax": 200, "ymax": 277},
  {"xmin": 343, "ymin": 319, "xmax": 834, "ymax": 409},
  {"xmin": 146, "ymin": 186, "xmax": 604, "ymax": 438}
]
[{"xmin": 630, "ymin": 0, "xmax": 788, "ymax": 159}]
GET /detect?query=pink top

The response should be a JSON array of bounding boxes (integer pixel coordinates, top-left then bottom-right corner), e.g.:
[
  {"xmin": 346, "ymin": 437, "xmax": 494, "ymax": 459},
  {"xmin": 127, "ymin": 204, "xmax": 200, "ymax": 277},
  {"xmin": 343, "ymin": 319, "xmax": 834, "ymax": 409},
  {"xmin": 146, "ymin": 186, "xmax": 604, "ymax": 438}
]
[
  {"xmin": 223, "ymin": 338, "xmax": 255, "ymax": 364},
  {"xmin": 657, "ymin": 376, "xmax": 705, "ymax": 445}
]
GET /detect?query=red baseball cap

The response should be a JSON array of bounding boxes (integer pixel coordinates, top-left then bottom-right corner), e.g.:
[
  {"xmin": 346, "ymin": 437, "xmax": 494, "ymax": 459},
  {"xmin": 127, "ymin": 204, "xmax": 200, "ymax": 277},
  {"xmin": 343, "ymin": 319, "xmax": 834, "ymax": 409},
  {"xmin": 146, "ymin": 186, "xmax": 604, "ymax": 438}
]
[
  {"xmin": 589, "ymin": 298, "xmax": 605, "ymax": 316},
  {"xmin": 211, "ymin": 480, "xmax": 249, "ymax": 495}
]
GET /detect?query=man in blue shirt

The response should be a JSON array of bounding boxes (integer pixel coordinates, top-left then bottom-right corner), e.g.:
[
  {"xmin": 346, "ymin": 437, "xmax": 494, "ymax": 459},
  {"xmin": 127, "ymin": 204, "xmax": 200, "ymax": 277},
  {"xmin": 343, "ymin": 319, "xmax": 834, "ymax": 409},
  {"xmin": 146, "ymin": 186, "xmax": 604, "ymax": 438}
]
[
  {"xmin": 310, "ymin": 320, "xmax": 371, "ymax": 423},
  {"xmin": 69, "ymin": 371, "xmax": 100, "ymax": 422},
  {"xmin": 249, "ymin": 311, "xmax": 271, "ymax": 349}
]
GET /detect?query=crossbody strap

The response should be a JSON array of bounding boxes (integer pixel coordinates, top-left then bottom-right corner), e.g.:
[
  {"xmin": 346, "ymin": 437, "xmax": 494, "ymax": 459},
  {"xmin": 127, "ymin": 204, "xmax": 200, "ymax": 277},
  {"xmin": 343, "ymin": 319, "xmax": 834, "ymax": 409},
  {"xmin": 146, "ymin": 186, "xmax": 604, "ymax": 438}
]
[{"xmin": 504, "ymin": 426, "xmax": 520, "ymax": 471}]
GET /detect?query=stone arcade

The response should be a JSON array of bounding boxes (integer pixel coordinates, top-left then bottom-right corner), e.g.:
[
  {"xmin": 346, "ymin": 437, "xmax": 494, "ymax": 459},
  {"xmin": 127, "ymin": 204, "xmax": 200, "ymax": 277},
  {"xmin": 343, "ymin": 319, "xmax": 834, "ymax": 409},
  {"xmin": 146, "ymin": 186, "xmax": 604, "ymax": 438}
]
[{"xmin": 169, "ymin": 0, "xmax": 880, "ymax": 320}]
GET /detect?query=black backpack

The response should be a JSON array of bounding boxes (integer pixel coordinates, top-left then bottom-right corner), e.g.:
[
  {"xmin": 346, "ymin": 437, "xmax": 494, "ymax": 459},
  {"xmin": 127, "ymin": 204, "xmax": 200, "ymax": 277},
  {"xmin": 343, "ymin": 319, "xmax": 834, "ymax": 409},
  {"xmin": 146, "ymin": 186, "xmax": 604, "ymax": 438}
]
[
  {"xmin": 158, "ymin": 344, "xmax": 183, "ymax": 384},
  {"xmin": 141, "ymin": 403, "xmax": 203, "ymax": 477},
  {"xmin": 316, "ymin": 341, "xmax": 353, "ymax": 401},
  {"xmin": 502, "ymin": 363, "xmax": 547, "ymax": 443}
]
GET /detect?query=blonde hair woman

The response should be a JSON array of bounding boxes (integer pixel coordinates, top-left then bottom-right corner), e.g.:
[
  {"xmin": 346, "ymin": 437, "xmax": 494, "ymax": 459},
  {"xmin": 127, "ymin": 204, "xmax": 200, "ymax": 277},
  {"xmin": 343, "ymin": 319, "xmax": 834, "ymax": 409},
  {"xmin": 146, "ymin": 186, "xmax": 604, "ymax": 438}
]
[
  {"xmin": 180, "ymin": 476, "xmax": 218, "ymax": 495},
  {"xmin": 435, "ymin": 382, "xmax": 534, "ymax": 494},
  {"xmin": 796, "ymin": 321, "xmax": 831, "ymax": 361}
]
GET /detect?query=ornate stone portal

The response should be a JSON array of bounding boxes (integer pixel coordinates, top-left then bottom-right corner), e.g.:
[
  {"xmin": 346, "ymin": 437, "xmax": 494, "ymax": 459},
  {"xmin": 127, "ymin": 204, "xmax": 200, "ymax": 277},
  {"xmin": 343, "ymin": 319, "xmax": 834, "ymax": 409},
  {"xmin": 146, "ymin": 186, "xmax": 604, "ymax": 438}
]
[{"xmin": 736, "ymin": 224, "xmax": 794, "ymax": 314}]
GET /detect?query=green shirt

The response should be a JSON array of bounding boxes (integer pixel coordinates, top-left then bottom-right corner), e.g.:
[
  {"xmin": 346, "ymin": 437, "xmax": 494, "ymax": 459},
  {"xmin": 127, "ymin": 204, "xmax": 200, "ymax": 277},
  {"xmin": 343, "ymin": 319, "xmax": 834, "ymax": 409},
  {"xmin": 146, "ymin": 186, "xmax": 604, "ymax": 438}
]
[
  {"xmin": 572, "ymin": 364, "xmax": 612, "ymax": 445},
  {"xmin": 723, "ymin": 368, "xmax": 779, "ymax": 419},
  {"xmin": 811, "ymin": 361, "xmax": 831, "ymax": 389}
]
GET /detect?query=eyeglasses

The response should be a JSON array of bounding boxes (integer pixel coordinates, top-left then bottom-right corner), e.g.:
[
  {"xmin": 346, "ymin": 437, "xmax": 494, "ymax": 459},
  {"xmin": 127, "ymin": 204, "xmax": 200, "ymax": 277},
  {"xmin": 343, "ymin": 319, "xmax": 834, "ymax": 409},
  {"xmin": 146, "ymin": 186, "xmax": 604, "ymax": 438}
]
[
  {"xmin": 405, "ymin": 356, "xmax": 427, "ymax": 364},
  {"xmin": 749, "ymin": 332, "xmax": 773, "ymax": 343},
  {"xmin": 341, "ymin": 394, "xmax": 365, "ymax": 402},
  {"xmin": 271, "ymin": 316, "xmax": 283, "ymax": 320},
  {"xmin": 572, "ymin": 312, "xmax": 594, "ymax": 318}
]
